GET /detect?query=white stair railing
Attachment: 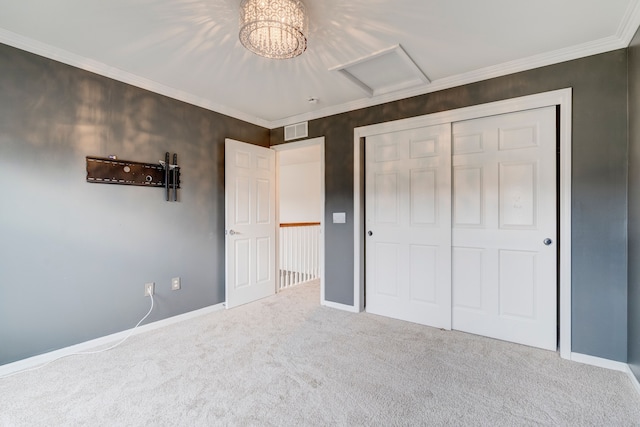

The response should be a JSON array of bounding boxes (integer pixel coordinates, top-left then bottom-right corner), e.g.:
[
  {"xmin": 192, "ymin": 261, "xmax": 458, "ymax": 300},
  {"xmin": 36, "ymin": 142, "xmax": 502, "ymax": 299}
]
[{"xmin": 279, "ymin": 222, "xmax": 321, "ymax": 290}]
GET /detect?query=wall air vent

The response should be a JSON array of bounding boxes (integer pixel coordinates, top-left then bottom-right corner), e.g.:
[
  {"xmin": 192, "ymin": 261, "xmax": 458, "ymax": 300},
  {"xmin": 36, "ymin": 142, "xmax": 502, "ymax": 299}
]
[
  {"xmin": 284, "ymin": 121, "xmax": 309, "ymax": 141},
  {"xmin": 330, "ymin": 44, "xmax": 430, "ymax": 97}
]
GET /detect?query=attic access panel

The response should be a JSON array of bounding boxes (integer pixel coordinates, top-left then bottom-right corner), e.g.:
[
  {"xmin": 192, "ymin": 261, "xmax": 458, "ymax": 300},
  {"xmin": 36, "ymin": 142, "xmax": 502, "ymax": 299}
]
[{"xmin": 330, "ymin": 44, "xmax": 430, "ymax": 97}]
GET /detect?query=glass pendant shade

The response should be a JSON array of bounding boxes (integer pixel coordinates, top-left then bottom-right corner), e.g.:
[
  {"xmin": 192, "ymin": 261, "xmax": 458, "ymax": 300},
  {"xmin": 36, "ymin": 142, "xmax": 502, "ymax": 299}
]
[{"xmin": 239, "ymin": 0, "xmax": 308, "ymax": 59}]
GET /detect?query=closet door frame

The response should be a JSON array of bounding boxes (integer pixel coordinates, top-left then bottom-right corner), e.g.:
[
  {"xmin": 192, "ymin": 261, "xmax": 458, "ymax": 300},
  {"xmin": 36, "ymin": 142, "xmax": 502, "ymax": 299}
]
[{"xmin": 353, "ymin": 88, "xmax": 573, "ymax": 359}]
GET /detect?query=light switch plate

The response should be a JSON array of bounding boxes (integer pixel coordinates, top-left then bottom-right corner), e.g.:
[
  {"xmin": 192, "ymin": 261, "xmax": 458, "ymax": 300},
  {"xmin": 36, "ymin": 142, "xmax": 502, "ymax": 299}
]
[{"xmin": 333, "ymin": 212, "xmax": 346, "ymax": 223}]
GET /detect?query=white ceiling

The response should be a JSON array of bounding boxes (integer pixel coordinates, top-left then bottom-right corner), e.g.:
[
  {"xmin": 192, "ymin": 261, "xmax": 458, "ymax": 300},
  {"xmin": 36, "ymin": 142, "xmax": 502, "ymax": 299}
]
[{"xmin": 1, "ymin": 0, "xmax": 639, "ymax": 129}]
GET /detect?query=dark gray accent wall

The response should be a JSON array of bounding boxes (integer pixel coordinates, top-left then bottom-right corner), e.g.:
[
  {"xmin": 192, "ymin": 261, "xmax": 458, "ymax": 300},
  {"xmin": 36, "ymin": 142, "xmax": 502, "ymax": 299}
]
[
  {"xmin": 628, "ymin": 28, "xmax": 640, "ymax": 381},
  {"xmin": 272, "ymin": 50, "xmax": 629, "ymax": 362},
  {"xmin": 0, "ymin": 43, "xmax": 269, "ymax": 365}
]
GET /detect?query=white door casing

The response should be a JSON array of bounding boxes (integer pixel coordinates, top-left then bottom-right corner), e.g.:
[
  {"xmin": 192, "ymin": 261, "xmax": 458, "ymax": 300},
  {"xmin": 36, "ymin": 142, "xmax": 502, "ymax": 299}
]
[
  {"xmin": 365, "ymin": 124, "xmax": 452, "ymax": 328},
  {"xmin": 225, "ymin": 139, "xmax": 276, "ymax": 309},
  {"xmin": 272, "ymin": 137, "xmax": 326, "ymax": 302},
  {"xmin": 451, "ymin": 107, "xmax": 557, "ymax": 350}
]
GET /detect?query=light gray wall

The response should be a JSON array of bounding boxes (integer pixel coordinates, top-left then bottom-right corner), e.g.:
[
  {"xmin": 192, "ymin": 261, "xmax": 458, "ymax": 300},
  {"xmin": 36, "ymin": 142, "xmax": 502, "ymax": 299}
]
[
  {"xmin": 628, "ymin": 28, "xmax": 640, "ymax": 381},
  {"xmin": 0, "ymin": 43, "xmax": 269, "ymax": 365},
  {"xmin": 272, "ymin": 49, "xmax": 630, "ymax": 362}
]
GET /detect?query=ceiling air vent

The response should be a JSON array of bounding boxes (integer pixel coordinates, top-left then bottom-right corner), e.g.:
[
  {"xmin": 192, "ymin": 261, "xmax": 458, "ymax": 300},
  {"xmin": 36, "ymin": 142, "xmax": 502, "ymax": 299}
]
[{"xmin": 284, "ymin": 122, "xmax": 308, "ymax": 141}]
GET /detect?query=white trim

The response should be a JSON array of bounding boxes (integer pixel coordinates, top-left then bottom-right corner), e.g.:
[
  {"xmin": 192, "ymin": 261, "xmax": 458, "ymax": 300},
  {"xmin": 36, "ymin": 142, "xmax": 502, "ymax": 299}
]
[
  {"xmin": 570, "ymin": 353, "xmax": 640, "ymax": 397},
  {"xmin": 272, "ymin": 137, "xmax": 326, "ymax": 304},
  {"xmin": 627, "ymin": 365, "xmax": 640, "ymax": 396},
  {"xmin": 570, "ymin": 352, "xmax": 629, "ymax": 372},
  {"xmin": 0, "ymin": 303, "xmax": 225, "ymax": 377},
  {"xmin": 322, "ymin": 300, "xmax": 360, "ymax": 313},
  {"xmin": 618, "ymin": 0, "xmax": 640, "ymax": 46},
  {"xmin": 1, "ymin": 9, "xmax": 637, "ymax": 130},
  {"xmin": 354, "ymin": 133, "xmax": 365, "ymax": 313},
  {"xmin": 271, "ymin": 137, "xmax": 324, "ymax": 152},
  {"xmin": 0, "ymin": 28, "xmax": 271, "ymax": 129},
  {"xmin": 275, "ymin": 148, "xmax": 282, "ymax": 295},
  {"xmin": 558, "ymin": 93, "xmax": 573, "ymax": 360},
  {"xmin": 352, "ymin": 89, "xmax": 573, "ymax": 358},
  {"xmin": 270, "ymin": 31, "xmax": 636, "ymax": 129}
]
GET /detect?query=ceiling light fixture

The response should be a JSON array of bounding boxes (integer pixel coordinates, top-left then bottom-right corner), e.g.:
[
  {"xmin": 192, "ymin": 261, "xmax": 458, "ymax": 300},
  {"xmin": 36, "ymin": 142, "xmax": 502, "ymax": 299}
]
[{"xmin": 239, "ymin": 0, "xmax": 308, "ymax": 59}]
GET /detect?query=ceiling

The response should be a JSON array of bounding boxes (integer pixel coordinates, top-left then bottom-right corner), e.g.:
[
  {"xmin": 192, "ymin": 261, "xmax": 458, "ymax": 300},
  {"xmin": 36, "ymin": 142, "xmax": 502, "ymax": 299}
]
[{"xmin": 0, "ymin": 0, "xmax": 639, "ymax": 129}]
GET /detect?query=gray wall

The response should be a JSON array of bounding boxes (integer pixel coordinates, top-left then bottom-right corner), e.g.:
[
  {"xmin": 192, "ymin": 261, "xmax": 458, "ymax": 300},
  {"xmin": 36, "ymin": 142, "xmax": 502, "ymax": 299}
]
[
  {"xmin": 272, "ymin": 50, "xmax": 629, "ymax": 362},
  {"xmin": 1, "ymin": 40, "xmax": 632, "ymax": 366},
  {"xmin": 0, "ymin": 43, "xmax": 269, "ymax": 365},
  {"xmin": 628, "ymin": 28, "xmax": 640, "ymax": 381}
]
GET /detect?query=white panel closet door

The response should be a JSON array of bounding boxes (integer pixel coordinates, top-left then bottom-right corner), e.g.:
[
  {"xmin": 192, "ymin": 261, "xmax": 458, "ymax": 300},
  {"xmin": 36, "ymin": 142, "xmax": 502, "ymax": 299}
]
[
  {"xmin": 451, "ymin": 107, "xmax": 557, "ymax": 350},
  {"xmin": 225, "ymin": 139, "xmax": 276, "ymax": 309},
  {"xmin": 365, "ymin": 124, "xmax": 452, "ymax": 329}
]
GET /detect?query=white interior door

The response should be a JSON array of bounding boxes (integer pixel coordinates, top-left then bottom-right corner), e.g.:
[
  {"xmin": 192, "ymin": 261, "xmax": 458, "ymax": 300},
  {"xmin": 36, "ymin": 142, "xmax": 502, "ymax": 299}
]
[
  {"xmin": 451, "ymin": 107, "xmax": 557, "ymax": 350},
  {"xmin": 225, "ymin": 139, "xmax": 276, "ymax": 309},
  {"xmin": 365, "ymin": 124, "xmax": 452, "ymax": 329}
]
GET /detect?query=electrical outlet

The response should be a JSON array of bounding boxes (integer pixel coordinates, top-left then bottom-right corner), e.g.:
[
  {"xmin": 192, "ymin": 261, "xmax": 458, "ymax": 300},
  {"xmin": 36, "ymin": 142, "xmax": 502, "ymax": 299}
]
[
  {"xmin": 144, "ymin": 282, "xmax": 155, "ymax": 297},
  {"xmin": 171, "ymin": 277, "xmax": 181, "ymax": 291}
]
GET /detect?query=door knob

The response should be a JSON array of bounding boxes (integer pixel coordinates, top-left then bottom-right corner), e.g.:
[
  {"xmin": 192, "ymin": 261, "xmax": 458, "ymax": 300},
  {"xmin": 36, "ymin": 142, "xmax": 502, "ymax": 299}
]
[
  {"xmin": 367, "ymin": 231, "xmax": 373, "ymax": 236},
  {"xmin": 228, "ymin": 229, "xmax": 238, "ymax": 236},
  {"xmin": 543, "ymin": 238, "xmax": 552, "ymax": 246}
]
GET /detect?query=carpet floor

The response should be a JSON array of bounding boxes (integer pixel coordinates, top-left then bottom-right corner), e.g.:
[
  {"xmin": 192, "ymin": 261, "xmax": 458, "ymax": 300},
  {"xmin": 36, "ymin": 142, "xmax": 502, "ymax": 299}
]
[{"xmin": 1, "ymin": 280, "xmax": 639, "ymax": 426}]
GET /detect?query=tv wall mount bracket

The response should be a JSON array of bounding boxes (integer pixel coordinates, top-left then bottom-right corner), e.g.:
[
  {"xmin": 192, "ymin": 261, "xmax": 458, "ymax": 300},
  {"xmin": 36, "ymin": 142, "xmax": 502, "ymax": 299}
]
[{"xmin": 86, "ymin": 152, "xmax": 180, "ymax": 202}]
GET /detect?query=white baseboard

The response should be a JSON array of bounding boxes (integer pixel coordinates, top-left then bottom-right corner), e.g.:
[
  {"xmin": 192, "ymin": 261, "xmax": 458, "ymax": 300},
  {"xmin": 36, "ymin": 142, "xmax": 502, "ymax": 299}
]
[
  {"xmin": 321, "ymin": 300, "xmax": 360, "ymax": 313},
  {"xmin": 570, "ymin": 352, "xmax": 628, "ymax": 372},
  {"xmin": 571, "ymin": 352, "xmax": 640, "ymax": 398},
  {"xmin": 627, "ymin": 365, "xmax": 640, "ymax": 396},
  {"xmin": 0, "ymin": 303, "xmax": 225, "ymax": 377}
]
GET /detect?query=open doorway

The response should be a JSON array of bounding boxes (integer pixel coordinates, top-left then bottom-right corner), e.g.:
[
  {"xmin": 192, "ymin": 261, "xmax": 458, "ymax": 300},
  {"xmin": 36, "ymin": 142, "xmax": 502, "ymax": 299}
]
[{"xmin": 273, "ymin": 137, "xmax": 325, "ymax": 298}]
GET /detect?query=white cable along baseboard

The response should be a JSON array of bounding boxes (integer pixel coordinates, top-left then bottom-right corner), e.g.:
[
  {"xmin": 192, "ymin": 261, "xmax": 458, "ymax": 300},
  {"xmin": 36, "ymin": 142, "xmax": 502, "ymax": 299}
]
[{"xmin": 0, "ymin": 303, "xmax": 225, "ymax": 377}]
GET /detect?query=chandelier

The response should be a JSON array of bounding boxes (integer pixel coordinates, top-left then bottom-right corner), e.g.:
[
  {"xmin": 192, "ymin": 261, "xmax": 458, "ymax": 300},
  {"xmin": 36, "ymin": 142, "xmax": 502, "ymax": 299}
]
[{"xmin": 239, "ymin": 0, "xmax": 308, "ymax": 59}]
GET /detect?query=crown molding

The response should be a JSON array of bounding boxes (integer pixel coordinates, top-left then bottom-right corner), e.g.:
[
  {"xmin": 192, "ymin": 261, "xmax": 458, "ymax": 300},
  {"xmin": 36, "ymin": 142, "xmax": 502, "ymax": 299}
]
[
  {"xmin": 2, "ymin": 0, "xmax": 639, "ymax": 131},
  {"xmin": 270, "ymin": 30, "xmax": 637, "ymax": 128},
  {"xmin": 0, "ymin": 28, "xmax": 271, "ymax": 129},
  {"xmin": 617, "ymin": 0, "xmax": 640, "ymax": 45}
]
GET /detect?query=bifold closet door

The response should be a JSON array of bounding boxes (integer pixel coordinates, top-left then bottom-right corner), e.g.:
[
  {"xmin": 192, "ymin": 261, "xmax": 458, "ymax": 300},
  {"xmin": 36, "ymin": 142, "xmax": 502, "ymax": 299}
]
[
  {"xmin": 451, "ymin": 107, "xmax": 557, "ymax": 350},
  {"xmin": 365, "ymin": 123, "xmax": 452, "ymax": 329}
]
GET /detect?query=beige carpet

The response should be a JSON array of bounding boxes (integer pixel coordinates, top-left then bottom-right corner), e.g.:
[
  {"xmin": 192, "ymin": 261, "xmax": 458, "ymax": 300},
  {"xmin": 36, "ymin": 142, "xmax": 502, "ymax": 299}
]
[{"xmin": 1, "ymin": 280, "xmax": 639, "ymax": 426}]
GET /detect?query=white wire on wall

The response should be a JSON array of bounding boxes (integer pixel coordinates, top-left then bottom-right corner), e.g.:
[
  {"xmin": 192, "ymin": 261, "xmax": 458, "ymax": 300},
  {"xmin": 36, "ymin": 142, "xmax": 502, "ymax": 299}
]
[{"xmin": 0, "ymin": 293, "xmax": 155, "ymax": 380}]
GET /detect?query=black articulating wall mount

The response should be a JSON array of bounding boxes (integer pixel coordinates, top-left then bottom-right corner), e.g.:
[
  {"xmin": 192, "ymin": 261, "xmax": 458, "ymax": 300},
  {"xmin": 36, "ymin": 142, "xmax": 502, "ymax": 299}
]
[{"xmin": 86, "ymin": 152, "xmax": 180, "ymax": 202}]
